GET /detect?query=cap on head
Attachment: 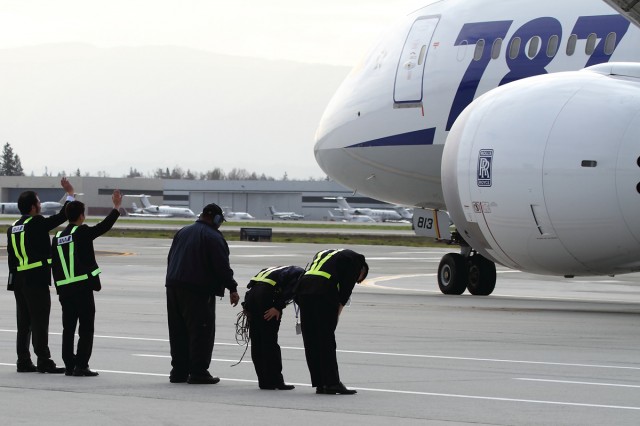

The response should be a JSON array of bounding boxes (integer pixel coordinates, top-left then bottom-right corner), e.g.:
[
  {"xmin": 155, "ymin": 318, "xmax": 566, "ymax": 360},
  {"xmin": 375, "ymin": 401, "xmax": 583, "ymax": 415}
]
[{"xmin": 201, "ymin": 203, "xmax": 225, "ymax": 226}]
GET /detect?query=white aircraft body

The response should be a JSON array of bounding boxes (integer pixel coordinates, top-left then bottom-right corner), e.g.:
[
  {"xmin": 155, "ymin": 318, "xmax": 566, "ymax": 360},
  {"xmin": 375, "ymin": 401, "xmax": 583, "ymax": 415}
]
[
  {"xmin": 126, "ymin": 195, "xmax": 195, "ymax": 218},
  {"xmin": 314, "ymin": 0, "xmax": 640, "ymax": 295},
  {"xmin": 268, "ymin": 206, "xmax": 304, "ymax": 220},
  {"xmin": 334, "ymin": 197, "xmax": 404, "ymax": 222},
  {"xmin": 0, "ymin": 200, "xmax": 63, "ymax": 216},
  {"xmin": 393, "ymin": 206, "xmax": 414, "ymax": 221},
  {"xmin": 327, "ymin": 209, "xmax": 376, "ymax": 223},
  {"xmin": 0, "ymin": 192, "xmax": 77, "ymax": 216},
  {"xmin": 222, "ymin": 207, "xmax": 255, "ymax": 220}
]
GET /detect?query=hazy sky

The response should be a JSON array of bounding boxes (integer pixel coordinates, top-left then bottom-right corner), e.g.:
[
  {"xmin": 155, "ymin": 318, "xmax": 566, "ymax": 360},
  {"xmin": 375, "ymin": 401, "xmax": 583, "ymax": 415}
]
[
  {"xmin": 0, "ymin": 1, "xmax": 421, "ymax": 179},
  {"xmin": 0, "ymin": 0, "xmax": 415, "ymax": 66}
]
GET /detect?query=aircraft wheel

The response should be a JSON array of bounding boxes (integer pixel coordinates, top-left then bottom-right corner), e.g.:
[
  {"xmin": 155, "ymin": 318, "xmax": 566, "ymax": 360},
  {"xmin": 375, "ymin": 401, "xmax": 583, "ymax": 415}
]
[
  {"xmin": 438, "ymin": 253, "xmax": 468, "ymax": 295},
  {"xmin": 467, "ymin": 255, "xmax": 496, "ymax": 296}
]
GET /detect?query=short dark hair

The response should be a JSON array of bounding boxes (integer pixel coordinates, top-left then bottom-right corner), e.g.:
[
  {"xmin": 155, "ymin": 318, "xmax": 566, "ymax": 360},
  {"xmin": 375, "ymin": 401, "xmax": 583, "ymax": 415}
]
[
  {"xmin": 358, "ymin": 261, "xmax": 369, "ymax": 283},
  {"xmin": 65, "ymin": 201, "xmax": 85, "ymax": 222},
  {"xmin": 17, "ymin": 191, "xmax": 38, "ymax": 215}
]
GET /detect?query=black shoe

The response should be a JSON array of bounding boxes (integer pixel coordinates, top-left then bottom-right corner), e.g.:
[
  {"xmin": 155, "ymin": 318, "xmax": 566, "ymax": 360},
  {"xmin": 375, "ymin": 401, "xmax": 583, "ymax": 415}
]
[
  {"xmin": 37, "ymin": 360, "xmax": 66, "ymax": 374},
  {"xmin": 72, "ymin": 367, "xmax": 99, "ymax": 377},
  {"xmin": 316, "ymin": 386, "xmax": 326, "ymax": 394},
  {"xmin": 187, "ymin": 374, "xmax": 220, "ymax": 384},
  {"xmin": 170, "ymin": 375, "xmax": 188, "ymax": 383},
  {"xmin": 17, "ymin": 362, "xmax": 37, "ymax": 373},
  {"xmin": 260, "ymin": 383, "xmax": 295, "ymax": 390},
  {"xmin": 323, "ymin": 382, "xmax": 357, "ymax": 395},
  {"xmin": 64, "ymin": 369, "xmax": 74, "ymax": 376}
]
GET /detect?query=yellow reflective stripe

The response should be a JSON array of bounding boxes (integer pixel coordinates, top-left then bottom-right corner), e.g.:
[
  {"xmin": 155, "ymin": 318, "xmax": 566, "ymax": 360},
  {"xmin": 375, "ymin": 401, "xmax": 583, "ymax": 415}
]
[
  {"xmin": 11, "ymin": 233, "xmax": 24, "ymax": 267},
  {"xmin": 251, "ymin": 266, "xmax": 288, "ymax": 286},
  {"xmin": 56, "ymin": 244, "xmax": 71, "ymax": 283},
  {"xmin": 11, "ymin": 217, "xmax": 46, "ymax": 271},
  {"xmin": 17, "ymin": 261, "xmax": 44, "ymax": 271},
  {"xmin": 55, "ymin": 226, "xmax": 95, "ymax": 287},
  {"xmin": 56, "ymin": 274, "xmax": 89, "ymax": 286},
  {"xmin": 304, "ymin": 249, "xmax": 343, "ymax": 279}
]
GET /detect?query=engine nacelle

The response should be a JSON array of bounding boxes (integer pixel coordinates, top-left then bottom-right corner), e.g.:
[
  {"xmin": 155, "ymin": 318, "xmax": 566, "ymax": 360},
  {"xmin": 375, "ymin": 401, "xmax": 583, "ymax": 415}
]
[{"xmin": 442, "ymin": 64, "xmax": 640, "ymax": 276}]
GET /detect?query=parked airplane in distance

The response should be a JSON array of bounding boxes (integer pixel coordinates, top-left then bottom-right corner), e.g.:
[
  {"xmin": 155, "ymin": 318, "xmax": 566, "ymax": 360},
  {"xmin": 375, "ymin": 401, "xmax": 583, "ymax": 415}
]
[
  {"xmin": 268, "ymin": 206, "xmax": 304, "ymax": 220},
  {"xmin": 314, "ymin": 0, "xmax": 640, "ymax": 296},
  {"xmin": 126, "ymin": 195, "xmax": 195, "ymax": 218},
  {"xmin": 222, "ymin": 206, "xmax": 255, "ymax": 220},
  {"xmin": 393, "ymin": 206, "xmax": 414, "ymax": 221},
  {"xmin": 0, "ymin": 193, "xmax": 72, "ymax": 216},
  {"xmin": 333, "ymin": 196, "xmax": 403, "ymax": 222},
  {"xmin": 327, "ymin": 209, "xmax": 376, "ymax": 223}
]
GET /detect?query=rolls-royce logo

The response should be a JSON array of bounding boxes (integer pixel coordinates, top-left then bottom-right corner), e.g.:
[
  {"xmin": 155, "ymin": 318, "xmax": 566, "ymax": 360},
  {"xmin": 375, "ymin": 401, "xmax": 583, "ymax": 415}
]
[{"xmin": 477, "ymin": 149, "xmax": 493, "ymax": 187}]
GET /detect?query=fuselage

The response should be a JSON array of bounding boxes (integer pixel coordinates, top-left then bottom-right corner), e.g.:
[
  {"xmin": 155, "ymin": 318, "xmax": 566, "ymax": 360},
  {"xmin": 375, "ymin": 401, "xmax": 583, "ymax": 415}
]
[{"xmin": 314, "ymin": 0, "xmax": 640, "ymax": 209}]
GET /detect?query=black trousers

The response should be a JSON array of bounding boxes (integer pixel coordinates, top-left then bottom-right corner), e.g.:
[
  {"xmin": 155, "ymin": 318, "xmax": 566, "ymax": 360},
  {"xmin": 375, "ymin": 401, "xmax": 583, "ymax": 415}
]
[
  {"xmin": 245, "ymin": 285, "xmax": 285, "ymax": 387},
  {"xmin": 166, "ymin": 286, "xmax": 216, "ymax": 377},
  {"xmin": 58, "ymin": 288, "xmax": 96, "ymax": 370},
  {"xmin": 297, "ymin": 294, "xmax": 340, "ymax": 387},
  {"xmin": 14, "ymin": 277, "xmax": 52, "ymax": 364}
]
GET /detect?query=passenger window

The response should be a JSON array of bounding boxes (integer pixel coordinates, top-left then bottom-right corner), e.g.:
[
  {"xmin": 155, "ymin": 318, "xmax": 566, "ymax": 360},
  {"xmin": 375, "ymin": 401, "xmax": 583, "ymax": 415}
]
[
  {"xmin": 547, "ymin": 35, "xmax": 559, "ymax": 57},
  {"xmin": 509, "ymin": 37, "xmax": 521, "ymax": 59},
  {"xmin": 604, "ymin": 32, "xmax": 617, "ymax": 55},
  {"xmin": 585, "ymin": 33, "xmax": 597, "ymax": 55},
  {"xmin": 474, "ymin": 39, "xmax": 485, "ymax": 61},
  {"xmin": 566, "ymin": 34, "xmax": 577, "ymax": 56},
  {"xmin": 491, "ymin": 38, "xmax": 502, "ymax": 60},
  {"xmin": 527, "ymin": 36, "xmax": 541, "ymax": 59}
]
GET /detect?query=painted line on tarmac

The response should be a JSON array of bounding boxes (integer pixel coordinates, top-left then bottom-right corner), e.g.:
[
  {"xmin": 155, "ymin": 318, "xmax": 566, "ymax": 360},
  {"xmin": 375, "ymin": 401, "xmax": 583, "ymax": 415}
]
[
  {"xmin": 515, "ymin": 378, "xmax": 640, "ymax": 388},
  {"xmin": 2, "ymin": 329, "xmax": 640, "ymax": 371},
  {"xmin": 350, "ymin": 385, "xmax": 640, "ymax": 411},
  {"xmin": 365, "ymin": 257, "xmax": 442, "ymax": 261},
  {"xmin": 0, "ymin": 362, "xmax": 637, "ymax": 411},
  {"xmin": 233, "ymin": 254, "xmax": 299, "ymax": 258},
  {"xmin": 133, "ymin": 354, "xmax": 252, "ymax": 363}
]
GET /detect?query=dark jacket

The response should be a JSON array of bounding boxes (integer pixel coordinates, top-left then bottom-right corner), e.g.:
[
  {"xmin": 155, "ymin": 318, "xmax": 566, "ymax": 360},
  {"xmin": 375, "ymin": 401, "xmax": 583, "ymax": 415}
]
[
  {"xmin": 296, "ymin": 249, "xmax": 366, "ymax": 305},
  {"xmin": 244, "ymin": 265, "xmax": 304, "ymax": 312},
  {"xmin": 165, "ymin": 220, "xmax": 238, "ymax": 296},
  {"xmin": 51, "ymin": 209, "xmax": 120, "ymax": 294},
  {"xmin": 6, "ymin": 203, "xmax": 69, "ymax": 288}
]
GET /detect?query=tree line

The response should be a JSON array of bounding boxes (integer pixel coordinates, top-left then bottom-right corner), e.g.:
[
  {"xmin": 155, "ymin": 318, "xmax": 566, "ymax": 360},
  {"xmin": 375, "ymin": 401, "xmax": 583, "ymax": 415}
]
[{"xmin": 1, "ymin": 142, "xmax": 327, "ymax": 181}]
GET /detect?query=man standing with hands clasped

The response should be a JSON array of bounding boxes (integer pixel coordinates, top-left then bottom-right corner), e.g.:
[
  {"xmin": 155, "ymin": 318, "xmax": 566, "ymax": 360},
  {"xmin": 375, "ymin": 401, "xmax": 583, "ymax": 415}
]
[
  {"xmin": 165, "ymin": 203, "xmax": 240, "ymax": 384},
  {"xmin": 7, "ymin": 177, "xmax": 75, "ymax": 374},
  {"xmin": 51, "ymin": 189, "xmax": 122, "ymax": 377}
]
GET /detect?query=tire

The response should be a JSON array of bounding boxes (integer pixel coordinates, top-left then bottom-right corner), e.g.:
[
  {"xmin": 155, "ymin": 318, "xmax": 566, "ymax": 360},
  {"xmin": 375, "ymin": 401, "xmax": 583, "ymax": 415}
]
[
  {"xmin": 437, "ymin": 253, "xmax": 468, "ymax": 295},
  {"xmin": 467, "ymin": 255, "xmax": 497, "ymax": 296}
]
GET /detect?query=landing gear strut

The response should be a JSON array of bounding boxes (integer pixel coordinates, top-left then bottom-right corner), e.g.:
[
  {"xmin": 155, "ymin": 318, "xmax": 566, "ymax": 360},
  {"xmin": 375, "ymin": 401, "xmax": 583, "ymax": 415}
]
[{"xmin": 437, "ymin": 232, "xmax": 496, "ymax": 296}]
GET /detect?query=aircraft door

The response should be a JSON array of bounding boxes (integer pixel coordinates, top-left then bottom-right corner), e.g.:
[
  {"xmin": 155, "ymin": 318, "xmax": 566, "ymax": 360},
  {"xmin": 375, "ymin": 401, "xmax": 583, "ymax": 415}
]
[{"xmin": 393, "ymin": 16, "xmax": 439, "ymax": 106}]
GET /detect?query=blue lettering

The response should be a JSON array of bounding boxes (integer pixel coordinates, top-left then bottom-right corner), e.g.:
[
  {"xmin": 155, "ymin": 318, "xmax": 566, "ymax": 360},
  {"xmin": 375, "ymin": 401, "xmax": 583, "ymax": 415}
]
[
  {"xmin": 570, "ymin": 15, "xmax": 630, "ymax": 67},
  {"xmin": 447, "ymin": 21, "xmax": 512, "ymax": 131},
  {"xmin": 500, "ymin": 17, "xmax": 562, "ymax": 85},
  {"xmin": 446, "ymin": 15, "xmax": 629, "ymax": 132}
]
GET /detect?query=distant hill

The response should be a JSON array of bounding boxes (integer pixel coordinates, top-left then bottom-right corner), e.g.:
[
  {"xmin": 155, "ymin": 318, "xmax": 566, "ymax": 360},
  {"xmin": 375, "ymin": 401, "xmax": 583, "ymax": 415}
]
[{"xmin": 0, "ymin": 44, "xmax": 351, "ymax": 178}]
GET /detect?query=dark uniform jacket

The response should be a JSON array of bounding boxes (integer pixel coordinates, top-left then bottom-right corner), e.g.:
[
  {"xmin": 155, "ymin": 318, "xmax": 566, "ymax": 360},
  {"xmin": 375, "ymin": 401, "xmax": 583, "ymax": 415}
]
[
  {"xmin": 296, "ymin": 249, "xmax": 366, "ymax": 305},
  {"xmin": 165, "ymin": 220, "xmax": 238, "ymax": 297},
  {"xmin": 51, "ymin": 209, "xmax": 120, "ymax": 294},
  {"xmin": 244, "ymin": 265, "xmax": 304, "ymax": 312},
  {"xmin": 7, "ymin": 205, "xmax": 69, "ymax": 289}
]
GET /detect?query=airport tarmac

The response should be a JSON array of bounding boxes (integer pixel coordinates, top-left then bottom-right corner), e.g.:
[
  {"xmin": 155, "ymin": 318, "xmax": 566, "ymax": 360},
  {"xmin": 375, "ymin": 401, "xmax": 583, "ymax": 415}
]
[{"xmin": 1, "ymin": 237, "xmax": 639, "ymax": 425}]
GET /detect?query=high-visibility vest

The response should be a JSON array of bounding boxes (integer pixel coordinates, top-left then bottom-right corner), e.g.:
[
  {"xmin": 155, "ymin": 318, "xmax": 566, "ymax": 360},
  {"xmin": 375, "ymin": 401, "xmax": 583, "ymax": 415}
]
[
  {"xmin": 251, "ymin": 266, "xmax": 289, "ymax": 286},
  {"xmin": 10, "ymin": 217, "xmax": 51, "ymax": 271},
  {"xmin": 54, "ymin": 226, "xmax": 100, "ymax": 286},
  {"xmin": 304, "ymin": 249, "xmax": 344, "ymax": 280}
]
